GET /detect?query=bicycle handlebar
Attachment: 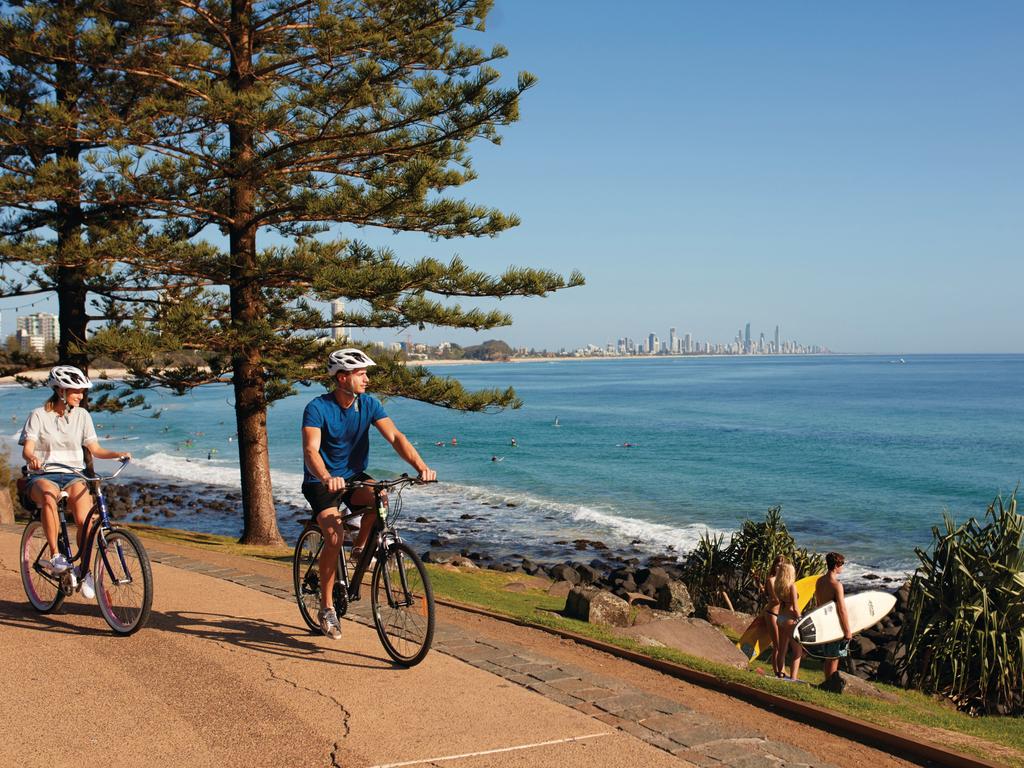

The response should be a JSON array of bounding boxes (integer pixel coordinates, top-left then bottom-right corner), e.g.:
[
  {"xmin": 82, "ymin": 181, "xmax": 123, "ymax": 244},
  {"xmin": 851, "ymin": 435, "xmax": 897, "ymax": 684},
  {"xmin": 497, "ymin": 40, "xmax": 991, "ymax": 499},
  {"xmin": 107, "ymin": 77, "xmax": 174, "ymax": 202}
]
[
  {"xmin": 27, "ymin": 457, "xmax": 131, "ymax": 483},
  {"xmin": 344, "ymin": 473, "xmax": 436, "ymax": 491}
]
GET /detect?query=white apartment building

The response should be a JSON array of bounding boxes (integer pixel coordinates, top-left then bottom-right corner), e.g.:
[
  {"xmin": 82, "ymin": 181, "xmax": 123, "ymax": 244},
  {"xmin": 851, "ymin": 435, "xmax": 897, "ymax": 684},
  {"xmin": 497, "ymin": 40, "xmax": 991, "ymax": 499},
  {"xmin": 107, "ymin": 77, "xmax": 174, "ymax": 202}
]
[{"xmin": 16, "ymin": 312, "xmax": 58, "ymax": 354}]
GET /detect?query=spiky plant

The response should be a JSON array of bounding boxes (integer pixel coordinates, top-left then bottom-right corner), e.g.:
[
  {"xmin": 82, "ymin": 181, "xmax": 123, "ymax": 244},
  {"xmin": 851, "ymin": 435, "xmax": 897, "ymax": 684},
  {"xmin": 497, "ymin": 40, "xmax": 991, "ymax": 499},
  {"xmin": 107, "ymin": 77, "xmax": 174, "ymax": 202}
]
[
  {"xmin": 901, "ymin": 491, "xmax": 1024, "ymax": 715},
  {"xmin": 728, "ymin": 506, "xmax": 821, "ymax": 590},
  {"xmin": 682, "ymin": 530, "xmax": 736, "ymax": 611}
]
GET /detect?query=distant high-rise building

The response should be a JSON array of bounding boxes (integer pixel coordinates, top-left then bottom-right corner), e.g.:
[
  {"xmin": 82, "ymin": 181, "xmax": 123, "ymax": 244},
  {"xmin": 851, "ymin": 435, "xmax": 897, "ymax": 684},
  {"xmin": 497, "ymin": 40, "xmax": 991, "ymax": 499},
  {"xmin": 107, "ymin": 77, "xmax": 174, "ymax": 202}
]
[
  {"xmin": 16, "ymin": 312, "xmax": 58, "ymax": 353},
  {"xmin": 648, "ymin": 333, "xmax": 659, "ymax": 354},
  {"xmin": 329, "ymin": 300, "xmax": 349, "ymax": 341},
  {"xmin": 668, "ymin": 327, "xmax": 677, "ymax": 354},
  {"xmin": 744, "ymin": 322, "xmax": 751, "ymax": 353},
  {"xmin": 774, "ymin": 325, "xmax": 780, "ymax": 354},
  {"xmin": 684, "ymin": 332, "xmax": 692, "ymax": 354},
  {"xmin": 17, "ymin": 312, "xmax": 58, "ymax": 344}
]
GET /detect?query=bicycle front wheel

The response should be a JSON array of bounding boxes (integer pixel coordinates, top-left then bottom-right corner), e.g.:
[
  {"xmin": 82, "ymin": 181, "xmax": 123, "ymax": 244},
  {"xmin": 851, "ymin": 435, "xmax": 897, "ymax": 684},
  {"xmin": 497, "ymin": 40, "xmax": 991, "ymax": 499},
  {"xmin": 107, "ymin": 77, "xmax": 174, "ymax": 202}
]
[
  {"xmin": 95, "ymin": 529, "xmax": 153, "ymax": 635},
  {"xmin": 20, "ymin": 520, "xmax": 65, "ymax": 613},
  {"xmin": 371, "ymin": 542, "xmax": 435, "ymax": 666}
]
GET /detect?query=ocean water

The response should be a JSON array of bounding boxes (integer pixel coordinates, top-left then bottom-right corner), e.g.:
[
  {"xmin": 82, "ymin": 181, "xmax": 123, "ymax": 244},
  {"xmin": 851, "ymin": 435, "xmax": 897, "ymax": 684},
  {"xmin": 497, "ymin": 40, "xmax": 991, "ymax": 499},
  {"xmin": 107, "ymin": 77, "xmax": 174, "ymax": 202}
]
[{"xmin": 3, "ymin": 354, "xmax": 1022, "ymax": 584}]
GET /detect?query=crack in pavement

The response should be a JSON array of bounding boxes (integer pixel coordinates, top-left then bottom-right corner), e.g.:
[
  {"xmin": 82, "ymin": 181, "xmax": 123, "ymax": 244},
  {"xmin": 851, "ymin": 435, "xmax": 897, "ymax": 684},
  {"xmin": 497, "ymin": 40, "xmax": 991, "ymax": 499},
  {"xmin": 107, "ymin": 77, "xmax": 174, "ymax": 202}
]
[
  {"xmin": 205, "ymin": 637, "xmax": 352, "ymax": 767},
  {"xmin": 264, "ymin": 659, "xmax": 352, "ymax": 768},
  {"xmin": 264, "ymin": 658, "xmax": 352, "ymax": 738}
]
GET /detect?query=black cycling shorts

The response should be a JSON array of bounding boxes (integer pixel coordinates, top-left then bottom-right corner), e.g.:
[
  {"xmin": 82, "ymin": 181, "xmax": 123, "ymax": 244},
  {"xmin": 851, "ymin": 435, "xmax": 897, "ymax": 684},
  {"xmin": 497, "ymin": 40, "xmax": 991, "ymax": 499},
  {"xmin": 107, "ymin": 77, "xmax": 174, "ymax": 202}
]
[{"xmin": 301, "ymin": 472, "xmax": 373, "ymax": 521}]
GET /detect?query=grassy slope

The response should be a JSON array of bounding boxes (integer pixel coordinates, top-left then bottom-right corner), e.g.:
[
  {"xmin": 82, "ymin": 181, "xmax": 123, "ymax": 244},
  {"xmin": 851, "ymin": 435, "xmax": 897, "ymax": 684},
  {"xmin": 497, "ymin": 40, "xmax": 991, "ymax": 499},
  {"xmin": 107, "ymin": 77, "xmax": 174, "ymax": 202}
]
[{"xmin": 128, "ymin": 524, "xmax": 1023, "ymax": 766}]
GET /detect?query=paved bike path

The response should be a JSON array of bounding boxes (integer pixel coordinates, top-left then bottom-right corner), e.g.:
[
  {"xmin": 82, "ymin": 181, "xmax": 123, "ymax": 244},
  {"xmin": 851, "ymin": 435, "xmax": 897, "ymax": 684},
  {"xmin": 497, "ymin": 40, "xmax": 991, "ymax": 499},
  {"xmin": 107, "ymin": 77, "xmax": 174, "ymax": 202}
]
[{"xmin": 0, "ymin": 526, "xmax": 837, "ymax": 768}]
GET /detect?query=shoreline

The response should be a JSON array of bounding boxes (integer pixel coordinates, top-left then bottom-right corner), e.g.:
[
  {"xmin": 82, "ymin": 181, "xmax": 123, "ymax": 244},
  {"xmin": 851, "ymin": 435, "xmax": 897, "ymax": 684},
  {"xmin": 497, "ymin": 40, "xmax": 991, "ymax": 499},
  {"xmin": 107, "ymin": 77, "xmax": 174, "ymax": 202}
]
[{"xmin": 7, "ymin": 465, "xmax": 908, "ymax": 591}]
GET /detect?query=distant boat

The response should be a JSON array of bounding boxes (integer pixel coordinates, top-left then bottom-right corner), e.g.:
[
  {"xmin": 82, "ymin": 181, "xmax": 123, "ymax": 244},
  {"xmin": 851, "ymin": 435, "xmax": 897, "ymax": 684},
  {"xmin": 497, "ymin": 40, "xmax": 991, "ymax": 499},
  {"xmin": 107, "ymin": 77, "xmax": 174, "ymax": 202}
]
[{"xmin": 553, "ymin": 417, "xmax": 561, "ymax": 427}]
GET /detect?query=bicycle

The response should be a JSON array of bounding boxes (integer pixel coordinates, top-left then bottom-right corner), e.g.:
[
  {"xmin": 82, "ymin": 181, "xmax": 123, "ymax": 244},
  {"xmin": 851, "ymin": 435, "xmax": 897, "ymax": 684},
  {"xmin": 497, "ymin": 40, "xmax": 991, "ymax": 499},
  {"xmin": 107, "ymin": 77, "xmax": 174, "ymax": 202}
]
[
  {"xmin": 293, "ymin": 475, "xmax": 436, "ymax": 666},
  {"xmin": 18, "ymin": 459, "xmax": 154, "ymax": 635}
]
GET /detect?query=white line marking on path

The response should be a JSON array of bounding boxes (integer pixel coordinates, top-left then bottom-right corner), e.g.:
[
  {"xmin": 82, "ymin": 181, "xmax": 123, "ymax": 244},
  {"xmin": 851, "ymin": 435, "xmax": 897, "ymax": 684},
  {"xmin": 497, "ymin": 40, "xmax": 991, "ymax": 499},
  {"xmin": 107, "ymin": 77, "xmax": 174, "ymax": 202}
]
[{"xmin": 366, "ymin": 732, "xmax": 614, "ymax": 768}]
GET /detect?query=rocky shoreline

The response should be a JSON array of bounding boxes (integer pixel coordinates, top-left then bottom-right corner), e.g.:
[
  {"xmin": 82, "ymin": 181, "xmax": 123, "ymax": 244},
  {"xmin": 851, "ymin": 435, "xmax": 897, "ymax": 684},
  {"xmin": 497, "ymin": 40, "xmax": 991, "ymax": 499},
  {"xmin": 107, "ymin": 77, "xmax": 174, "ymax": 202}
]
[{"xmin": 96, "ymin": 477, "xmax": 913, "ymax": 689}]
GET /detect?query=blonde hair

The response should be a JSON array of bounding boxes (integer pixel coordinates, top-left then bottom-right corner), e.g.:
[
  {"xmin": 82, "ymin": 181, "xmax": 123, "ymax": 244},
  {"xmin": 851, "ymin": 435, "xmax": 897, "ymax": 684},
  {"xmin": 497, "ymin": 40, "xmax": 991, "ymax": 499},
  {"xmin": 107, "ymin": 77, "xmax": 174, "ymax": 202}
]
[
  {"xmin": 775, "ymin": 562, "xmax": 796, "ymax": 603},
  {"xmin": 43, "ymin": 393, "xmax": 60, "ymax": 413}
]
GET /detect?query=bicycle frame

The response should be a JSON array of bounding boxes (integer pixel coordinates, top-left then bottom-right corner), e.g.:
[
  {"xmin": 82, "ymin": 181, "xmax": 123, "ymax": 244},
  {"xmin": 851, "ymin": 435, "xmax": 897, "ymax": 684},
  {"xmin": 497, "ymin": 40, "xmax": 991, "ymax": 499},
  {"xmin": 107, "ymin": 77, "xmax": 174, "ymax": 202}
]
[
  {"xmin": 27, "ymin": 461, "xmax": 135, "ymax": 591},
  {"xmin": 307, "ymin": 476, "xmax": 423, "ymax": 608}
]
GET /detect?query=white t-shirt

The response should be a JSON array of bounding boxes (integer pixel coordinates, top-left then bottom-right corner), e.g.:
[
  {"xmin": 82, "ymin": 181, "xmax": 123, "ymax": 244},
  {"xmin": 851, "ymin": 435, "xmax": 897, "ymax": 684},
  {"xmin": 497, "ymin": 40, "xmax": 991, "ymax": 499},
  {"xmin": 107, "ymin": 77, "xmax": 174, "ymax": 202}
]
[{"xmin": 19, "ymin": 405, "xmax": 99, "ymax": 471}]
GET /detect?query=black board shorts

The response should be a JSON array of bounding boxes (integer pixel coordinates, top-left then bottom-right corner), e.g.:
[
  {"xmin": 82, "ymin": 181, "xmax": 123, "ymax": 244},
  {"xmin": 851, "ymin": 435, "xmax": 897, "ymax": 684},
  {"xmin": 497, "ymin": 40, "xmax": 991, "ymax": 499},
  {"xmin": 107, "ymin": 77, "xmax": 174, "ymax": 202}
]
[{"xmin": 301, "ymin": 472, "xmax": 373, "ymax": 522}]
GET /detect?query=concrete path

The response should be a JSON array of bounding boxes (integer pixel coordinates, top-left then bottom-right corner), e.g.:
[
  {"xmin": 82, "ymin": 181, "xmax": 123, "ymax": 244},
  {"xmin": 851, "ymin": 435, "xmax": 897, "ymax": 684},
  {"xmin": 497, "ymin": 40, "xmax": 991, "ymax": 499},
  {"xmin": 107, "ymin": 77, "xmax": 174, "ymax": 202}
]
[{"xmin": 0, "ymin": 526, "xmax": 838, "ymax": 768}]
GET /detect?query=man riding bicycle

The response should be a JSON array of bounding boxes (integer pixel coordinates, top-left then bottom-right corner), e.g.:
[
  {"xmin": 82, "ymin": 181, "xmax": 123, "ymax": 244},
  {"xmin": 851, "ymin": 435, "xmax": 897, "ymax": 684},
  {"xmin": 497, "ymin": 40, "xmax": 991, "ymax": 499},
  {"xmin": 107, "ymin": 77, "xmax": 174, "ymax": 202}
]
[{"xmin": 301, "ymin": 348, "xmax": 436, "ymax": 640}]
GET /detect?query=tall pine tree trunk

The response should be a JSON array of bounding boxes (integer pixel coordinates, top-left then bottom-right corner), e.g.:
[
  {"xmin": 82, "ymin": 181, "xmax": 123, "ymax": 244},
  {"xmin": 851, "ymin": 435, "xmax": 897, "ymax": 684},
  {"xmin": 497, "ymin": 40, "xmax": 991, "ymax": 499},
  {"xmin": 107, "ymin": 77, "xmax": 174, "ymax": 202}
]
[
  {"xmin": 231, "ymin": 325, "xmax": 283, "ymax": 545},
  {"xmin": 56, "ymin": 260, "xmax": 88, "ymax": 366},
  {"xmin": 54, "ymin": 14, "xmax": 88, "ymax": 368},
  {"xmin": 228, "ymin": 0, "xmax": 284, "ymax": 546}
]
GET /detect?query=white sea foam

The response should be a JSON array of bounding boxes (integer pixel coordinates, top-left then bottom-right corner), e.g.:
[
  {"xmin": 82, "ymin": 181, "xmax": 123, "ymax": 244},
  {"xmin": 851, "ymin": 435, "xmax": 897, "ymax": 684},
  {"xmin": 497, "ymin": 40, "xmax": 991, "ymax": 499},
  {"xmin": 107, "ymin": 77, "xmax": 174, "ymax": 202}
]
[
  {"xmin": 133, "ymin": 452, "xmax": 306, "ymax": 505},
  {"xmin": 121, "ymin": 452, "xmax": 919, "ymax": 575},
  {"xmin": 843, "ymin": 562, "xmax": 913, "ymax": 589},
  {"xmin": 123, "ymin": 455, "xmax": 729, "ymax": 557}
]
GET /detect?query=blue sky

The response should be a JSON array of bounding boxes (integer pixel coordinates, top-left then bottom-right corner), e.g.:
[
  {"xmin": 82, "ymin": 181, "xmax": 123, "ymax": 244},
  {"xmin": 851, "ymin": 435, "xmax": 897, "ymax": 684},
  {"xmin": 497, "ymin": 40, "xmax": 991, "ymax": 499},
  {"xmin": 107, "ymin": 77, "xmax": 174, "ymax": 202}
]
[
  {"xmin": 4, "ymin": 2, "xmax": 1021, "ymax": 353},
  {"xmin": 358, "ymin": 1, "xmax": 1023, "ymax": 353}
]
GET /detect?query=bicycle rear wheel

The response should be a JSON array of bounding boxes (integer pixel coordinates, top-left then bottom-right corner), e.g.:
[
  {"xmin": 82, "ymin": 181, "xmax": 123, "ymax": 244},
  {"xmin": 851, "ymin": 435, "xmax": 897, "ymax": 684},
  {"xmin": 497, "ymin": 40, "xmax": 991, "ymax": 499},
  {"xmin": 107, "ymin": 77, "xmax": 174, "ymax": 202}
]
[
  {"xmin": 293, "ymin": 527, "xmax": 346, "ymax": 633},
  {"xmin": 20, "ymin": 520, "xmax": 65, "ymax": 613},
  {"xmin": 371, "ymin": 542, "xmax": 434, "ymax": 666},
  {"xmin": 95, "ymin": 529, "xmax": 153, "ymax": 635}
]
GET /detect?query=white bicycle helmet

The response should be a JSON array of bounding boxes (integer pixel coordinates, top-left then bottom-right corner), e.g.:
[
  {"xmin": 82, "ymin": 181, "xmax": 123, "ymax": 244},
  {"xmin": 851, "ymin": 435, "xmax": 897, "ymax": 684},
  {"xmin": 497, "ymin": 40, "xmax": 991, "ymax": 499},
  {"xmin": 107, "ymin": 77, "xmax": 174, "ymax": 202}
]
[
  {"xmin": 46, "ymin": 365, "xmax": 93, "ymax": 391},
  {"xmin": 327, "ymin": 348, "xmax": 377, "ymax": 375}
]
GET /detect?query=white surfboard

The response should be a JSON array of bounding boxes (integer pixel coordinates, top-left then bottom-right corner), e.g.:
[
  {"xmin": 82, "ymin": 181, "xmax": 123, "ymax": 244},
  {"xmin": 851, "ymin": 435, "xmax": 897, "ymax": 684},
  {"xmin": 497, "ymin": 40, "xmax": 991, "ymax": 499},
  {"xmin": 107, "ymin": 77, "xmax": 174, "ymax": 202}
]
[{"xmin": 793, "ymin": 590, "xmax": 896, "ymax": 646}]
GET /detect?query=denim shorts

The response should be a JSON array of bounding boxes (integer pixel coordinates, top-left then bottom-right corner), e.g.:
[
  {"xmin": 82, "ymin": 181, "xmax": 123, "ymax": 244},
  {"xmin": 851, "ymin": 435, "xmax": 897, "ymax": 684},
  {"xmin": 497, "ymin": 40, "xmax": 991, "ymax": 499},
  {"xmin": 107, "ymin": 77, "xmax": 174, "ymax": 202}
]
[{"xmin": 26, "ymin": 472, "xmax": 87, "ymax": 492}]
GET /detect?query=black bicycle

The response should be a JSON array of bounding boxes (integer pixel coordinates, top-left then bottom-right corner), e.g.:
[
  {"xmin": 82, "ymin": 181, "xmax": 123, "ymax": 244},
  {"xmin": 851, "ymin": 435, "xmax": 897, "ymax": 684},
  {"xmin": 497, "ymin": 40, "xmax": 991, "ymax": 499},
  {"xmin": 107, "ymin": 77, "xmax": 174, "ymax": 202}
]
[
  {"xmin": 18, "ymin": 459, "xmax": 154, "ymax": 635},
  {"xmin": 293, "ymin": 475, "xmax": 435, "ymax": 666}
]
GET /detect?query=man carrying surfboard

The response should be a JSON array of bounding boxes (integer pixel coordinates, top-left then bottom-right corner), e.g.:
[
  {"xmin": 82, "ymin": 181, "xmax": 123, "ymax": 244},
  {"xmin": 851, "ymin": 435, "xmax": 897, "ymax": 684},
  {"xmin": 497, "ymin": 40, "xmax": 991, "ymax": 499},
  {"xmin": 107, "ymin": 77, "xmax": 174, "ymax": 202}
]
[{"xmin": 812, "ymin": 552, "xmax": 852, "ymax": 680}]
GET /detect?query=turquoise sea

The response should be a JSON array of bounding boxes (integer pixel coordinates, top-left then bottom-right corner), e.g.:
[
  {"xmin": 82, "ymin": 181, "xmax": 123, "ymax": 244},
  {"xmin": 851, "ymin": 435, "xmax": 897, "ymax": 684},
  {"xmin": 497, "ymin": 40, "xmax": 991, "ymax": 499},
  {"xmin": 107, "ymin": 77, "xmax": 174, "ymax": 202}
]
[{"xmin": 3, "ymin": 354, "xmax": 1022, "ymax": 584}]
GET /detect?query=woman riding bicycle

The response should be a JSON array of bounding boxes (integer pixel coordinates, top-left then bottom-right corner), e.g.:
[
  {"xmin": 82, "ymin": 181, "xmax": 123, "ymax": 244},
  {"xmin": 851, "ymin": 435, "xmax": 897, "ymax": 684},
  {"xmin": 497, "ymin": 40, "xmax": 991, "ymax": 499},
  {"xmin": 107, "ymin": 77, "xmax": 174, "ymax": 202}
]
[{"xmin": 18, "ymin": 365, "xmax": 132, "ymax": 597}]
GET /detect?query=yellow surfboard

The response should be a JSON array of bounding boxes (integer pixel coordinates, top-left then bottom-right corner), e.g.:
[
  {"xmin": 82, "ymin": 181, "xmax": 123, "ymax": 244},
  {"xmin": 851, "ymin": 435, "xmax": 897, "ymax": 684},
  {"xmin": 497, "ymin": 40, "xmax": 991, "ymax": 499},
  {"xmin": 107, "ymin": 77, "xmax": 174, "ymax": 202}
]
[{"xmin": 737, "ymin": 573, "xmax": 820, "ymax": 662}]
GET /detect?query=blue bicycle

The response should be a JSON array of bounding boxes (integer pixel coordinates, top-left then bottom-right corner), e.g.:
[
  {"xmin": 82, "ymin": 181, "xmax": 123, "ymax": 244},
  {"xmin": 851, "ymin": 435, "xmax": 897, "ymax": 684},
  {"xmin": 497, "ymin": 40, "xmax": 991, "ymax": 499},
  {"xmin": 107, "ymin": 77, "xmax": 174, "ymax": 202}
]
[{"xmin": 18, "ymin": 459, "xmax": 154, "ymax": 635}]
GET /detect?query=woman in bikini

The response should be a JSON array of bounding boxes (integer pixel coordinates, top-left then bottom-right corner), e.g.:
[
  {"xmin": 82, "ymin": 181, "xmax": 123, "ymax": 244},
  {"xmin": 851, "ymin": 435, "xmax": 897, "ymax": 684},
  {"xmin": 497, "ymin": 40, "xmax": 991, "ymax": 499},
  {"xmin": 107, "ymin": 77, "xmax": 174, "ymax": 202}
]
[
  {"xmin": 774, "ymin": 561, "xmax": 806, "ymax": 680},
  {"xmin": 764, "ymin": 555, "xmax": 786, "ymax": 677}
]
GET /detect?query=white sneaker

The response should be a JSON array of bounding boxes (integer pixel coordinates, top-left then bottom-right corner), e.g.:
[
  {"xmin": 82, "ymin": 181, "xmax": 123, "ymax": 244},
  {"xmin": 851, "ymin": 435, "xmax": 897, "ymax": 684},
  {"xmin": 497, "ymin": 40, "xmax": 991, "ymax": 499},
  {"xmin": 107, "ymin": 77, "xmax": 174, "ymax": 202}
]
[
  {"xmin": 319, "ymin": 607, "xmax": 342, "ymax": 640},
  {"xmin": 80, "ymin": 573, "xmax": 96, "ymax": 600},
  {"xmin": 46, "ymin": 554, "xmax": 71, "ymax": 574}
]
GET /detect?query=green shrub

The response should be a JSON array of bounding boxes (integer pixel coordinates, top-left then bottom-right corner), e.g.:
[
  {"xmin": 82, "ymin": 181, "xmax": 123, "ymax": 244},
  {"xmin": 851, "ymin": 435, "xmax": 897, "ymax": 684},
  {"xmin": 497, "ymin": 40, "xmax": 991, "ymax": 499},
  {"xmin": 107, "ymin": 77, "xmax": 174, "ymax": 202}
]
[
  {"xmin": 902, "ymin": 492, "xmax": 1024, "ymax": 716},
  {"xmin": 683, "ymin": 506, "xmax": 824, "ymax": 612},
  {"xmin": 682, "ymin": 530, "xmax": 735, "ymax": 611},
  {"xmin": 729, "ymin": 506, "xmax": 824, "ymax": 589}
]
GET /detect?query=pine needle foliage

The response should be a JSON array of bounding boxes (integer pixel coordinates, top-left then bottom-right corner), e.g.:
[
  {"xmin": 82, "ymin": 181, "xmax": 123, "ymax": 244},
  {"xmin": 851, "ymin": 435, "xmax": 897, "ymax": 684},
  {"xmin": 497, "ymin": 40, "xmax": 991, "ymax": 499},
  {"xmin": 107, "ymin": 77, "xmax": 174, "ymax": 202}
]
[
  {"xmin": 82, "ymin": 0, "xmax": 582, "ymax": 544},
  {"xmin": 902, "ymin": 492, "xmax": 1024, "ymax": 716},
  {"xmin": 0, "ymin": 1, "xmax": 207, "ymax": 372}
]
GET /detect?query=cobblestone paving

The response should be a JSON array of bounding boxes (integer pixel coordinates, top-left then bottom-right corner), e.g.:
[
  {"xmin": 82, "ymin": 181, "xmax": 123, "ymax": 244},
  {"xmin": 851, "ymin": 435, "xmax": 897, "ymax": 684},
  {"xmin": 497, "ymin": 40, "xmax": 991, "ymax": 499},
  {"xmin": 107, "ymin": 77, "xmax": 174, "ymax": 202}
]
[{"xmin": 2, "ymin": 524, "xmax": 837, "ymax": 768}]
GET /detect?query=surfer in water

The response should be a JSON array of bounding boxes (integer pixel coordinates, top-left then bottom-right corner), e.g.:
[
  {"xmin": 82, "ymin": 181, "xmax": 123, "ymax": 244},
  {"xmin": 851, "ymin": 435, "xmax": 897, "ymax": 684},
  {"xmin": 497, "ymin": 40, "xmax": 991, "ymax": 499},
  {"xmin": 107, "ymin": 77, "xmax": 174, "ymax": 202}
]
[{"xmin": 810, "ymin": 552, "xmax": 852, "ymax": 682}]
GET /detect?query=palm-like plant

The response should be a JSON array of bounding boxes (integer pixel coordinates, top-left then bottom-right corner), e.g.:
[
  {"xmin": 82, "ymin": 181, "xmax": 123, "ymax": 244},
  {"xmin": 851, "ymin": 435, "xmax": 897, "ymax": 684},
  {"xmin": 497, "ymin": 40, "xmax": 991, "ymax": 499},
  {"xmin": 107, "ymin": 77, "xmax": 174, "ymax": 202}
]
[
  {"xmin": 683, "ymin": 507, "xmax": 824, "ymax": 612},
  {"xmin": 729, "ymin": 506, "xmax": 825, "ymax": 591},
  {"xmin": 683, "ymin": 530, "xmax": 735, "ymax": 611},
  {"xmin": 902, "ymin": 492, "xmax": 1024, "ymax": 715}
]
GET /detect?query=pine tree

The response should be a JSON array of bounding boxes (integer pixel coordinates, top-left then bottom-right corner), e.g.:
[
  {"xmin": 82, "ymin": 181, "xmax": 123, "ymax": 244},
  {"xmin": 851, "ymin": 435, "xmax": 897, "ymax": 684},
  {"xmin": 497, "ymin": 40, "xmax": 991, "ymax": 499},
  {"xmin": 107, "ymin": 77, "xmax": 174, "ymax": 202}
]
[
  {"xmin": 88, "ymin": 0, "xmax": 582, "ymax": 545},
  {"xmin": 1, "ymin": 0, "xmax": 215, "ymax": 407}
]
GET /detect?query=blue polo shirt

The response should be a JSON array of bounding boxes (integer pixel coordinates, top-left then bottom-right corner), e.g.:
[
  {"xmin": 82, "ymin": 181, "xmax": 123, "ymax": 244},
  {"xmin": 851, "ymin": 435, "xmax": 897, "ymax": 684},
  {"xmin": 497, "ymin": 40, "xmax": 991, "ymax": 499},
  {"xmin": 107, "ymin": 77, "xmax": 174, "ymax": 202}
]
[{"xmin": 302, "ymin": 393, "xmax": 387, "ymax": 483}]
